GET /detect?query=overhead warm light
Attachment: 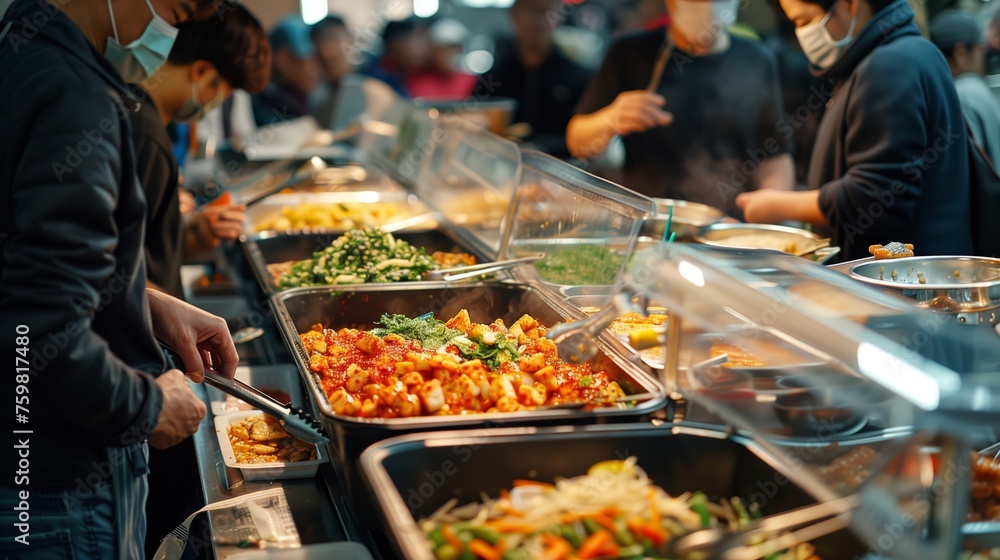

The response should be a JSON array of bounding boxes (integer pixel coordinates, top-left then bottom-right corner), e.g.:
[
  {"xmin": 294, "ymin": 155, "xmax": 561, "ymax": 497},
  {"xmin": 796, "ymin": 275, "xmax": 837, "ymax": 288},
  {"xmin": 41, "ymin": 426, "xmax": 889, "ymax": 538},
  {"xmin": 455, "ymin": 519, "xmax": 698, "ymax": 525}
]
[
  {"xmin": 463, "ymin": 50, "xmax": 494, "ymax": 73},
  {"xmin": 301, "ymin": 0, "xmax": 328, "ymax": 24},
  {"xmin": 414, "ymin": 0, "xmax": 439, "ymax": 18}
]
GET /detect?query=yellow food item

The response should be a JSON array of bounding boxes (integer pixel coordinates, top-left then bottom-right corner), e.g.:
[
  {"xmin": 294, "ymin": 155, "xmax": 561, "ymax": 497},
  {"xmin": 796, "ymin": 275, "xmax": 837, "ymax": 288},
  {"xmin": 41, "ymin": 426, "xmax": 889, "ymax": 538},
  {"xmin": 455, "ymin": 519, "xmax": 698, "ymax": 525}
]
[
  {"xmin": 578, "ymin": 307, "xmax": 669, "ymax": 363},
  {"xmin": 869, "ymin": 242, "xmax": 914, "ymax": 260},
  {"xmin": 227, "ymin": 414, "xmax": 317, "ymax": 464},
  {"xmin": 711, "ymin": 344, "xmax": 767, "ymax": 368},
  {"xmin": 254, "ymin": 202, "xmax": 412, "ymax": 232},
  {"xmin": 587, "ymin": 459, "xmax": 637, "ymax": 476}
]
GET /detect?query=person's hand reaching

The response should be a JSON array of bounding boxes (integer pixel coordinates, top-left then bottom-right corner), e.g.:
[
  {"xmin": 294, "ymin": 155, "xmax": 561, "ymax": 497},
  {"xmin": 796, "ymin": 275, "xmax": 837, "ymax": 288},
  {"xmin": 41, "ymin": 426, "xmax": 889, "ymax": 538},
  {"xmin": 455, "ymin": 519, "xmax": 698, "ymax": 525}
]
[
  {"xmin": 605, "ymin": 91, "xmax": 673, "ymax": 137},
  {"xmin": 195, "ymin": 203, "xmax": 247, "ymax": 244},
  {"xmin": 146, "ymin": 289, "xmax": 239, "ymax": 381}
]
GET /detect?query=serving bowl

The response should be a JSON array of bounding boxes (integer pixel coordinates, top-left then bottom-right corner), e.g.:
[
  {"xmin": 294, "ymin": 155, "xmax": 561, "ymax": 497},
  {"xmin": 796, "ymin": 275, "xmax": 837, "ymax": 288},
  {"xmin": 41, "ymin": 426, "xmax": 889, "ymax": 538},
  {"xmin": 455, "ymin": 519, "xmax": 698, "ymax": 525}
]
[
  {"xmin": 642, "ymin": 198, "xmax": 725, "ymax": 240},
  {"xmin": 772, "ymin": 373, "xmax": 895, "ymax": 437},
  {"xmin": 772, "ymin": 390, "xmax": 866, "ymax": 437},
  {"xmin": 849, "ymin": 256, "xmax": 1000, "ymax": 314},
  {"xmin": 695, "ymin": 223, "xmax": 838, "ymax": 262}
]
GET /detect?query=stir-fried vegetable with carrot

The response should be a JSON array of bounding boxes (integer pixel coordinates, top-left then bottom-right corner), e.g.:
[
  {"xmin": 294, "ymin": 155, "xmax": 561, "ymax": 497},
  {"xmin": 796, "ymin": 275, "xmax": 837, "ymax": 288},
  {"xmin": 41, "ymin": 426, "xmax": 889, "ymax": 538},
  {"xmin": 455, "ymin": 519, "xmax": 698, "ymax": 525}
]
[{"xmin": 419, "ymin": 458, "xmax": 821, "ymax": 560}]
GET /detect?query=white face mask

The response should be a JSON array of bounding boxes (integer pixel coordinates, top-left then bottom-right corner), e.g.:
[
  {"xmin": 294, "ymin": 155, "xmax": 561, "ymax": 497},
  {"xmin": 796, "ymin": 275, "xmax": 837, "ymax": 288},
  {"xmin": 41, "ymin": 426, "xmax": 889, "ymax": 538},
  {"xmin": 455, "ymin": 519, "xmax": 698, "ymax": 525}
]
[
  {"xmin": 175, "ymin": 79, "xmax": 227, "ymax": 123},
  {"xmin": 795, "ymin": 3, "xmax": 858, "ymax": 69},
  {"xmin": 671, "ymin": 0, "xmax": 740, "ymax": 48},
  {"xmin": 104, "ymin": 0, "xmax": 179, "ymax": 83}
]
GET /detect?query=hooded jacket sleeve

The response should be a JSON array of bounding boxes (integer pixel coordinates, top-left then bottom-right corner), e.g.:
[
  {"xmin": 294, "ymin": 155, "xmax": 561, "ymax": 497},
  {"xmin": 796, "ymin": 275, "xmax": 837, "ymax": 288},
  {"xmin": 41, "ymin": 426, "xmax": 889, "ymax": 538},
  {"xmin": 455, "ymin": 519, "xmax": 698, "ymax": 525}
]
[
  {"xmin": 1, "ymin": 87, "xmax": 163, "ymax": 446},
  {"xmin": 817, "ymin": 45, "xmax": 930, "ymax": 249}
]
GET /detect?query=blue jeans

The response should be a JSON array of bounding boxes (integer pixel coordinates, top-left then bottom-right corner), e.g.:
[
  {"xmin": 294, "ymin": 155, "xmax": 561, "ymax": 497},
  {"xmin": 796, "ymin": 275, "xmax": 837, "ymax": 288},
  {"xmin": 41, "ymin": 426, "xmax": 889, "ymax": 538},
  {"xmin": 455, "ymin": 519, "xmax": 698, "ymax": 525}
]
[{"xmin": 0, "ymin": 443, "xmax": 150, "ymax": 560}]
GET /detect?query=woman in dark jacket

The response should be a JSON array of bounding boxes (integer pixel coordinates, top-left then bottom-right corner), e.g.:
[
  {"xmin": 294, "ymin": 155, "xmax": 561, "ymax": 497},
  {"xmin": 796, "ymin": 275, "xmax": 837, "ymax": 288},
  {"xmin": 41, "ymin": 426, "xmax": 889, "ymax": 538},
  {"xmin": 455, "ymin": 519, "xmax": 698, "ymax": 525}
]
[{"xmin": 737, "ymin": 0, "xmax": 974, "ymax": 261}]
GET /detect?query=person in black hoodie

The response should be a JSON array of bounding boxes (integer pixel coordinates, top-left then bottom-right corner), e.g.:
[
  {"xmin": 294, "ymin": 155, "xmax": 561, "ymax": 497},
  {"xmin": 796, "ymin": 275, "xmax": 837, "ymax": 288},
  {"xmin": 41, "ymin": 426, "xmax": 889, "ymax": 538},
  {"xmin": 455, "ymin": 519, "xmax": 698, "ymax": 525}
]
[
  {"xmin": 737, "ymin": 0, "xmax": 974, "ymax": 261},
  {"xmin": 0, "ymin": 1, "xmax": 239, "ymax": 559}
]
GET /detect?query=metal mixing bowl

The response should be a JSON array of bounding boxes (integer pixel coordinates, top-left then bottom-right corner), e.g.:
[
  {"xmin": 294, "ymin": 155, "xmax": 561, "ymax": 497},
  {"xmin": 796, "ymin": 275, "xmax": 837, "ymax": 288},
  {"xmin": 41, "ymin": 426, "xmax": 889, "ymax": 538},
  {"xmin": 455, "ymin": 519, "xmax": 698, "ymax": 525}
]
[
  {"xmin": 642, "ymin": 198, "xmax": 725, "ymax": 240},
  {"xmin": 849, "ymin": 256, "xmax": 1000, "ymax": 314}
]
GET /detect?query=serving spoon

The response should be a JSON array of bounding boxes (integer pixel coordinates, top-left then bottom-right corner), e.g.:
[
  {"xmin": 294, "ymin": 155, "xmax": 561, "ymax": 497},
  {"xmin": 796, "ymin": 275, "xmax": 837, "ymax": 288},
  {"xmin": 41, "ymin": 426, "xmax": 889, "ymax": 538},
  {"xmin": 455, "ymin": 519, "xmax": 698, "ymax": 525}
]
[{"xmin": 422, "ymin": 253, "xmax": 545, "ymax": 282}]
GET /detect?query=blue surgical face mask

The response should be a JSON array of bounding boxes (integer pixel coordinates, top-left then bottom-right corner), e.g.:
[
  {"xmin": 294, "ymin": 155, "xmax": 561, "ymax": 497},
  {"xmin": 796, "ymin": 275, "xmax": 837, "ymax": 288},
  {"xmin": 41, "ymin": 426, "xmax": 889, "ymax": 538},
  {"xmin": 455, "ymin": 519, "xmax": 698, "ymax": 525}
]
[
  {"xmin": 175, "ymin": 78, "xmax": 227, "ymax": 123},
  {"xmin": 104, "ymin": 0, "xmax": 179, "ymax": 83},
  {"xmin": 795, "ymin": 2, "xmax": 858, "ymax": 70}
]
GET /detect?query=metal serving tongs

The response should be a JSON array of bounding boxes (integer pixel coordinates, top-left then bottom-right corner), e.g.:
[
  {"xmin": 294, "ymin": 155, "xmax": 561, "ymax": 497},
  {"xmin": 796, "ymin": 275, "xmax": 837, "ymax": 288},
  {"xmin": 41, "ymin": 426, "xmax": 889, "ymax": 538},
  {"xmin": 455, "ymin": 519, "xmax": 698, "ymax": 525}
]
[
  {"xmin": 201, "ymin": 368, "xmax": 329, "ymax": 445},
  {"xmin": 667, "ymin": 494, "xmax": 859, "ymax": 559},
  {"xmin": 239, "ymin": 156, "xmax": 329, "ymax": 208},
  {"xmin": 547, "ymin": 291, "xmax": 645, "ymax": 364},
  {"xmin": 422, "ymin": 253, "xmax": 546, "ymax": 282},
  {"xmin": 159, "ymin": 343, "xmax": 328, "ymax": 444}
]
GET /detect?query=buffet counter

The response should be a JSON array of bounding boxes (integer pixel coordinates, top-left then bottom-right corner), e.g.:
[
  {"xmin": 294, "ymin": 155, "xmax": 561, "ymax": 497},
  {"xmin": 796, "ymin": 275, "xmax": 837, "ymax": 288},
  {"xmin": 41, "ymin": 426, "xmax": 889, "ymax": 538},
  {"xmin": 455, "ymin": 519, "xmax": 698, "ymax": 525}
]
[
  {"xmin": 189, "ymin": 382, "xmax": 360, "ymax": 559},
  {"xmin": 174, "ymin": 107, "xmax": 1000, "ymax": 560}
]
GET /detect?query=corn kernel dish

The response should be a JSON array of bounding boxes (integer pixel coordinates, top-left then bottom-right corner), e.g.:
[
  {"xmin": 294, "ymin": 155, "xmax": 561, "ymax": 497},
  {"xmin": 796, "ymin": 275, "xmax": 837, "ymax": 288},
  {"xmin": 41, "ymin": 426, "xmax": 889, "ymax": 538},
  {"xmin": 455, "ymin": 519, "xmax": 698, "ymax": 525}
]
[{"xmin": 253, "ymin": 201, "xmax": 414, "ymax": 233}]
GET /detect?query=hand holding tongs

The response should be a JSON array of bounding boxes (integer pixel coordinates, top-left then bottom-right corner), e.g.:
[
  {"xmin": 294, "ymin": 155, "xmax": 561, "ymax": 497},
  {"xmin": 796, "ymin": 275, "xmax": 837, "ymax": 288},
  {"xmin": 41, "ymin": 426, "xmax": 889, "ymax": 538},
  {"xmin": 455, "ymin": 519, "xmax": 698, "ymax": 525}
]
[
  {"xmin": 159, "ymin": 341, "xmax": 328, "ymax": 444},
  {"xmin": 547, "ymin": 292, "xmax": 645, "ymax": 364},
  {"xmin": 422, "ymin": 253, "xmax": 545, "ymax": 282}
]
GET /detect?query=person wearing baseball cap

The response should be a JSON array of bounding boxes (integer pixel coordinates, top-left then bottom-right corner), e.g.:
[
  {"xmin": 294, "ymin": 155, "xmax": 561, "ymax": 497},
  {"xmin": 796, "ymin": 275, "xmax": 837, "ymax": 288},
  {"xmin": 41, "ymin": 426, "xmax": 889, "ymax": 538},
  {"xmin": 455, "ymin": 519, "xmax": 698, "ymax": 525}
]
[
  {"xmin": 407, "ymin": 18, "xmax": 477, "ymax": 99},
  {"xmin": 252, "ymin": 15, "xmax": 321, "ymax": 125}
]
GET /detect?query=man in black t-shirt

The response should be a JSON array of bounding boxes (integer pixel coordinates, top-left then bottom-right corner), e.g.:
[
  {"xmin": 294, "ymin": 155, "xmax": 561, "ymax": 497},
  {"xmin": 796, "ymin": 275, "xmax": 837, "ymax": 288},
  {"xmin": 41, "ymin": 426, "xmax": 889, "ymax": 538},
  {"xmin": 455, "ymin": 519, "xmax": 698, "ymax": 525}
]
[
  {"xmin": 488, "ymin": 0, "xmax": 592, "ymax": 158},
  {"xmin": 568, "ymin": 0, "xmax": 794, "ymax": 217}
]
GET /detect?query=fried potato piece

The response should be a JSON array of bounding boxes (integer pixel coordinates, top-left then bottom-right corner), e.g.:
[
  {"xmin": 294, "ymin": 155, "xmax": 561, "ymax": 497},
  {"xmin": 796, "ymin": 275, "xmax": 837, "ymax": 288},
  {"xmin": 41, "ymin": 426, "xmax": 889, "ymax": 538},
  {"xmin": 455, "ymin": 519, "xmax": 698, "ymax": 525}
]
[{"xmin": 869, "ymin": 242, "xmax": 914, "ymax": 260}]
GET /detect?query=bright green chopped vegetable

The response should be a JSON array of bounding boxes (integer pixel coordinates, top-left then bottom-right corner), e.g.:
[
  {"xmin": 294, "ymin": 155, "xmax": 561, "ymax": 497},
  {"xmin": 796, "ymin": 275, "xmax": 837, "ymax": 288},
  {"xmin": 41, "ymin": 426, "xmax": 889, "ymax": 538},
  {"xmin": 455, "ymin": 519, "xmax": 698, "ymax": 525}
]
[
  {"xmin": 732, "ymin": 497, "xmax": 752, "ymax": 526},
  {"xmin": 578, "ymin": 375, "xmax": 594, "ymax": 388},
  {"xmin": 434, "ymin": 543, "xmax": 458, "ymax": 560},
  {"xmin": 532, "ymin": 245, "xmax": 623, "ymax": 285},
  {"xmin": 690, "ymin": 492, "xmax": 712, "ymax": 528},
  {"xmin": 275, "ymin": 227, "xmax": 435, "ymax": 288},
  {"xmin": 371, "ymin": 314, "xmax": 462, "ymax": 350}
]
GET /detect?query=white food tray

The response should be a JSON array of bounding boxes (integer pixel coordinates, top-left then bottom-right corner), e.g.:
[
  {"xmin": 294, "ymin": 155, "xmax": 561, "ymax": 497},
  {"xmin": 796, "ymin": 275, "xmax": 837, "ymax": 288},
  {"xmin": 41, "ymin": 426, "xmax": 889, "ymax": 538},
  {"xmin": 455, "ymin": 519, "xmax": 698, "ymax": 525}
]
[{"xmin": 215, "ymin": 411, "xmax": 327, "ymax": 481}]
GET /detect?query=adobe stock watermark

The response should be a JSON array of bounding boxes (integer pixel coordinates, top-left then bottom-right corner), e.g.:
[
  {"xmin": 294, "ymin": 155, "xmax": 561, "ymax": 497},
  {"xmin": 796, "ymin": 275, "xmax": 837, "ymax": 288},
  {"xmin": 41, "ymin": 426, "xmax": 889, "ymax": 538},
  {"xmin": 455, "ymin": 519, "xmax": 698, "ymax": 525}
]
[
  {"xmin": 50, "ymin": 70, "xmax": 173, "ymax": 183},
  {"xmin": 862, "ymin": 456, "xmax": 970, "ymax": 556},
  {"xmin": 2, "ymin": 0, "xmax": 71, "ymax": 53},
  {"xmin": 843, "ymin": 126, "xmax": 963, "ymax": 243},
  {"xmin": 715, "ymin": 82, "xmax": 833, "ymax": 204},
  {"xmin": 28, "ymin": 267, "xmax": 134, "ymax": 374}
]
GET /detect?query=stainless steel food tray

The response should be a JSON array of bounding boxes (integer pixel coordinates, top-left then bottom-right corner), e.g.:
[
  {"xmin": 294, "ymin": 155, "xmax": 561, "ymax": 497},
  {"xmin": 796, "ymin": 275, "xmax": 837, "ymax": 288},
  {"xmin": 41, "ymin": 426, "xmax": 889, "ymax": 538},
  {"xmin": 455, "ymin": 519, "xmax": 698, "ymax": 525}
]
[
  {"xmin": 245, "ymin": 191, "xmax": 436, "ymax": 236},
  {"xmin": 270, "ymin": 283, "xmax": 667, "ymax": 467},
  {"xmin": 242, "ymin": 229, "xmax": 483, "ymax": 295},
  {"xmin": 359, "ymin": 423, "xmax": 870, "ymax": 560}
]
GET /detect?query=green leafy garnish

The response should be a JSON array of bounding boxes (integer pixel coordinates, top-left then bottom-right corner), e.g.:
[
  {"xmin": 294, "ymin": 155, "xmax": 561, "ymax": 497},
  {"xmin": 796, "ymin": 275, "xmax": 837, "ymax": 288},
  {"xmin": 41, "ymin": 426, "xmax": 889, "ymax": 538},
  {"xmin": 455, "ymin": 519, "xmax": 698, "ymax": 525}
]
[
  {"xmin": 578, "ymin": 375, "xmax": 593, "ymax": 388},
  {"xmin": 452, "ymin": 332, "xmax": 521, "ymax": 371},
  {"xmin": 371, "ymin": 314, "xmax": 461, "ymax": 349}
]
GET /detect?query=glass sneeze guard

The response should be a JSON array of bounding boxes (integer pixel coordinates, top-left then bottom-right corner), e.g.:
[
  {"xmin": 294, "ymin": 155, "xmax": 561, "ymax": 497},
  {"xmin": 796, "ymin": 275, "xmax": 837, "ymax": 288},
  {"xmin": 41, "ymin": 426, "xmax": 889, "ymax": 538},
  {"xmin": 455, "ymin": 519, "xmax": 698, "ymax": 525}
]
[
  {"xmin": 500, "ymin": 150, "xmax": 656, "ymax": 302},
  {"xmin": 620, "ymin": 244, "xmax": 1000, "ymax": 559}
]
